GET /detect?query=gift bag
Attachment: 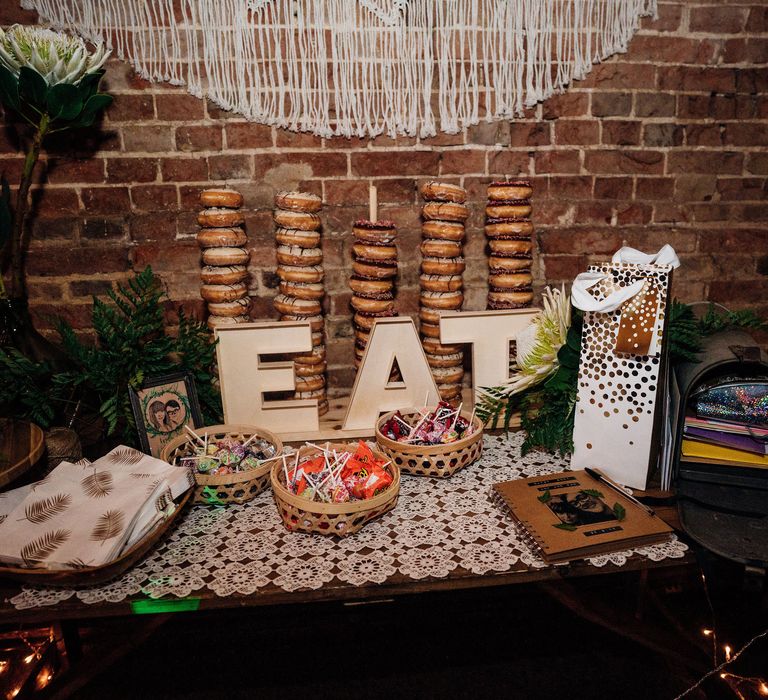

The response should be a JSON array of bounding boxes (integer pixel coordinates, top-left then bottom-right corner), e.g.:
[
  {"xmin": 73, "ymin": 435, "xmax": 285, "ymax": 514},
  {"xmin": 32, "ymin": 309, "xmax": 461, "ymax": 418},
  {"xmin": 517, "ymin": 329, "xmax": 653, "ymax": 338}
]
[{"xmin": 570, "ymin": 245, "xmax": 680, "ymax": 490}]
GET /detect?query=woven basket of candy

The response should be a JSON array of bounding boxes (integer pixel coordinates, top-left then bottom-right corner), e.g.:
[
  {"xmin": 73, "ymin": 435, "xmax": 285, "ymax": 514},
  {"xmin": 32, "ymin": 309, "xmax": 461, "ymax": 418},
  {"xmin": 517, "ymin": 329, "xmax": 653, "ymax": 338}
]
[
  {"xmin": 270, "ymin": 441, "xmax": 400, "ymax": 537},
  {"xmin": 161, "ymin": 425, "xmax": 283, "ymax": 506},
  {"xmin": 375, "ymin": 402, "xmax": 484, "ymax": 478}
]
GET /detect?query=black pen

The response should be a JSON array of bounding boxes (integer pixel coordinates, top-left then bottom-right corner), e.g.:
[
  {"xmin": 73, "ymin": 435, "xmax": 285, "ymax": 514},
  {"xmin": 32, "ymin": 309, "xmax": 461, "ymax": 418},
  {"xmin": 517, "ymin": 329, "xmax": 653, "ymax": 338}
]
[{"xmin": 584, "ymin": 467, "xmax": 656, "ymax": 517}]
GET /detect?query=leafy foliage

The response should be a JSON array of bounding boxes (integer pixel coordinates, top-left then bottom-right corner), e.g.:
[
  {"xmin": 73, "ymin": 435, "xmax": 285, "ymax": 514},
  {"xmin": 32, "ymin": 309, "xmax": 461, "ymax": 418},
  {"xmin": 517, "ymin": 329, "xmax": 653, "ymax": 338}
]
[
  {"xmin": 0, "ymin": 267, "xmax": 222, "ymax": 445},
  {"xmin": 698, "ymin": 303, "xmax": 766, "ymax": 337},
  {"xmin": 612, "ymin": 503, "xmax": 627, "ymax": 521},
  {"xmin": 667, "ymin": 300, "xmax": 702, "ymax": 364}
]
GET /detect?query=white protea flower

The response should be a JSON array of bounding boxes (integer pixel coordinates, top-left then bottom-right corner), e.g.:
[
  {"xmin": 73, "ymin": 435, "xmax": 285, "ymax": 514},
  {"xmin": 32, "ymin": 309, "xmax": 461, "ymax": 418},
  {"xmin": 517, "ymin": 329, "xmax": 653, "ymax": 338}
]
[
  {"xmin": 485, "ymin": 285, "xmax": 572, "ymax": 399},
  {"xmin": 0, "ymin": 24, "xmax": 109, "ymax": 86}
]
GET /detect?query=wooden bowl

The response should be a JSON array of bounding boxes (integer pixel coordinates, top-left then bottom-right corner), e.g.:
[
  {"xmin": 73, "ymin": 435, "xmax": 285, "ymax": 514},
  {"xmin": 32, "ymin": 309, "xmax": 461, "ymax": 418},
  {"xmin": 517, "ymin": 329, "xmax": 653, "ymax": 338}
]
[
  {"xmin": 0, "ymin": 419, "xmax": 45, "ymax": 489},
  {"xmin": 375, "ymin": 408, "xmax": 484, "ymax": 478},
  {"xmin": 161, "ymin": 424, "xmax": 283, "ymax": 505},
  {"xmin": 270, "ymin": 442, "xmax": 399, "ymax": 537}
]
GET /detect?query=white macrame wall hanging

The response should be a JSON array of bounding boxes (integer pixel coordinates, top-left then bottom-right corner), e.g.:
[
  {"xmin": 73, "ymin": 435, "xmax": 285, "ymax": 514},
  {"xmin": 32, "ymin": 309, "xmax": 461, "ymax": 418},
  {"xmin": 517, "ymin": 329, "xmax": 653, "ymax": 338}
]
[{"xmin": 21, "ymin": 0, "xmax": 657, "ymax": 138}]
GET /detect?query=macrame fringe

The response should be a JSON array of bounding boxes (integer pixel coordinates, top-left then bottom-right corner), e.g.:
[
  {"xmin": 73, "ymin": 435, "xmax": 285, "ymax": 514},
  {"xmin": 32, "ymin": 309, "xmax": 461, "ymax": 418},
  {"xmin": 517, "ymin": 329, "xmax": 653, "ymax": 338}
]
[{"xmin": 21, "ymin": 0, "xmax": 657, "ymax": 138}]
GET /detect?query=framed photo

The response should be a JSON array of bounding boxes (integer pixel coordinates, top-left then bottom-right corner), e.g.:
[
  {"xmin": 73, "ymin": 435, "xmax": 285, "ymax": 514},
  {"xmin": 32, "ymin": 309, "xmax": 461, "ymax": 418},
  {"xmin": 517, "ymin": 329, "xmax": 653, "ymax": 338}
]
[{"xmin": 129, "ymin": 372, "xmax": 203, "ymax": 458}]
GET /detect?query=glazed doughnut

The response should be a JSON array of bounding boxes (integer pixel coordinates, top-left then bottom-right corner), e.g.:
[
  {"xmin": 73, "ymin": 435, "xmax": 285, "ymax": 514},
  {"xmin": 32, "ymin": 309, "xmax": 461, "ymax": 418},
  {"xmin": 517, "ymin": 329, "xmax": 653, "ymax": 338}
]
[
  {"xmin": 353, "ymin": 311, "xmax": 395, "ymax": 331},
  {"xmin": 199, "ymin": 188, "xmax": 244, "ymax": 209},
  {"xmin": 200, "ymin": 283, "xmax": 248, "ymax": 303},
  {"xmin": 487, "ymin": 289, "xmax": 535, "ymax": 309},
  {"xmin": 293, "ymin": 345, "xmax": 326, "ymax": 365},
  {"xmin": 488, "ymin": 255, "xmax": 532, "ymax": 271},
  {"xmin": 295, "ymin": 388, "xmax": 327, "ymax": 401},
  {"xmin": 279, "ymin": 281, "xmax": 325, "ymax": 300},
  {"xmin": 294, "ymin": 374, "xmax": 326, "ymax": 393},
  {"xmin": 207, "ymin": 314, "xmax": 250, "ymax": 330},
  {"xmin": 349, "ymin": 276, "xmax": 393, "ymax": 297},
  {"xmin": 488, "ymin": 239, "xmax": 533, "ymax": 257},
  {"xmin": 207, "ymin": 297, "xmax": 252, "ymax": 317},
  {"xmin": 420, "ymin": 322, "xmax": 441, "ymax": 339},
  {"xmin": 422, "ymin": 201, "xmax": 470, "ymax": 223},
  {"xmin": 432, "ymin": 366, "xmax": 464, "ymax": 385},
  {"xmin": 200, "ymin": 265, "xmax": 248, "ymax": 285},
  {"xmin": 419, "ymin": 181, "xmax": 467, "ymax": 203},
  {"xmin": 437, "ymin": 383, "xmax": 463, "ymax": 401},
  {"xmin": 202, "ymin": 247, "xmax": 250, "ymax": 266},
  {"xmin": 197, "ymin": 227, "xmax": 247, "ymax": 248},
  {"xmin": 311, "ymin": 330, "xmax": 324, "ymax": 346},
  {"xmin": 419, "ymin": 307, "xmax": 443, "ymax": 325},
  {"xmin": 294, "ymin": 360, "xmax": 327, "ymax": 377},
  {"xmin": 489, "ymin": 272, "xmax": 533, "ymax": 290},
  {"xmin": 486, "ymin": 201, "xmax": 533, "ymax": 220},
  {"xmin": 419, "ymin": 274, "xmax": 463, "ymax": 293},
  {"xmin": 420, "ymin": 239, "xmax": 463, "ymax": 259},
  {"xmin": 274, "ymin": 190, "xmax": 322, "ymax": 213},
  {"xmin": 420, "ymin": 290, "xmax": 464, "ymax": 310},
  {"xmin": 485, "ymin": 218, "xmax": 534, "ymax": 239},
  {"xmin": 273, "ymin": 294, "xmax": 322, "ymax": 316},
  {"xmin": 275, "ymin": 227, "xmax": 321, "ymax": 249},
  {"xmin": 281, "ymin": 313, "xmax": 325, "ymax": 332},
  {"xmin": 352, "ymin": 242, "xmax": 398, "ymax": 263},
  {"xmin": 277, "ymin": 265, "xmax": 324, "ymax": 284},
  {"xmin": 352, "ymin": 260, "xmax": 398, "ymax": 279},
  {"xmin": 276, "ymin": 245, "xmax": 323, "ymax": 267},
  {"xmin": 421, "ymin": 338, "xmax": 463, "ymax": 356},
  {"xmin": 350, "ymin": 295, "xmax": 395, "ymax": 315},
  {"xmin": 353, "ymin": 220, "xmax": 397, "ymax": 244},
  {"xmin": 426, "ymin": 352, "xmax": 464, "ymax": 369},
  {"xmin": 487, "ymin": 179, "xmax": 533, "ymax": 201},
  {"xmin": 421, "ymin": 257, "xmax": 465, "ymax": 276},
  {"xmin": 421, "ymin": 220, "xmax": 466, "ymax": 241},
  {"xmin": 198, "ymin": 208, "xmax": 245, "ymax": 228},
  {"xmin": 273, "ymin": 209, "xmax": 321, "ymax": 231}
]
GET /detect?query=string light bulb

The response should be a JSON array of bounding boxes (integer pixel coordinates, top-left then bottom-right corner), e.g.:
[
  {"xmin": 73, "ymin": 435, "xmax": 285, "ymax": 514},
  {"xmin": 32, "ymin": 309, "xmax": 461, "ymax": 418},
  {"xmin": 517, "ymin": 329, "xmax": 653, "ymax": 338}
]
[
  {"xmin": 725, "ymin": 645, "xmax": 732, "ymax": 661},
  {"xmin": 0, "ymin": 661, "xmax": 7, "ymax": 674},
  {"xmin": 759, "ymin": 682, "xmax": 768, "ymax": 696},
  {"xmin": 702, "ymin": 629, "xmax": 713, "ymax": 636}
]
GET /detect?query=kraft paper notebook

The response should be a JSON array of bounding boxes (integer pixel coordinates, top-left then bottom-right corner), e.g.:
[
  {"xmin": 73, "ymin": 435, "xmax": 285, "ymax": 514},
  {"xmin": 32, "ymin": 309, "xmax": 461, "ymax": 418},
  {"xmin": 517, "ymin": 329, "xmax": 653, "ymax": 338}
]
[{"xmin": 492, "ymin": 471, "xmax": 673, "ymax": 564}]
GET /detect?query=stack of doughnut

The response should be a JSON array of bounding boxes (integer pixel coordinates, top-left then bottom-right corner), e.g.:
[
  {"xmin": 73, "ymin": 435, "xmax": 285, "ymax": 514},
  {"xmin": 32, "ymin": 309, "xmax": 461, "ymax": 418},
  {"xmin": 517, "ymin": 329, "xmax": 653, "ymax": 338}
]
[
  {"xmin": 350, "ymin": 219, "xmax": 398, "ymax": 370},
  {"xmin": 197, "ymin": 188, "xmax": 251, "ymax": 330},
  {"xmin": 485, "ymin": 180, "xmax": 534, "ymax": 310},
  {"xmin": 273, "ymin": 191, "xmax": 328, "ymax": 416},
  {"xmin": 418, "ymin": 181, "xmax": 469, "ymax": 405}
]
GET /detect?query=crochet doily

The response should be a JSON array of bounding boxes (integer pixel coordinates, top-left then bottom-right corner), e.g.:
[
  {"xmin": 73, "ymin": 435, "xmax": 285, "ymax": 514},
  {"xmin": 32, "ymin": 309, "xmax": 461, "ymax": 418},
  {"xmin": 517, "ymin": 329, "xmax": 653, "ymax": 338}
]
[{"xmin": 7, "ymin": 433, "xmax": 688, "ymax": 610}]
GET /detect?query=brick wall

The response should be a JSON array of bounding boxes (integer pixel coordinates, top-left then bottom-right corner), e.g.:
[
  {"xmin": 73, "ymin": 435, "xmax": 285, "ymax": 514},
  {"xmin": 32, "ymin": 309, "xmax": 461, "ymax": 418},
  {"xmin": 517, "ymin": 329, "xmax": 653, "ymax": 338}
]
[{"xmin": 1, "ymin": 1, "xmax": 767, "ymax": 392}]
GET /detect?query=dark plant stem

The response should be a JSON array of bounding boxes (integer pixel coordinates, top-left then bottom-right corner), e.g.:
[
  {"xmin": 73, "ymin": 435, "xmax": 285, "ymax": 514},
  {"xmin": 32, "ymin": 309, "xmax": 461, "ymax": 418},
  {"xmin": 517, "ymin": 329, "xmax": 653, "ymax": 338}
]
[{"xmin": 9, "ymin": 112, "xmax": 50, "ymax": 300}]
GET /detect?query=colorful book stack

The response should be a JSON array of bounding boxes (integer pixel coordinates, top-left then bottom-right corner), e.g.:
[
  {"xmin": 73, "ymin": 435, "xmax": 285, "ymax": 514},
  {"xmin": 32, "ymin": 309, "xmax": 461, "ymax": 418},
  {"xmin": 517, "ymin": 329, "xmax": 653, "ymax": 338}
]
[
  {"xmin": 197, "ymin": 188, "xmax": 251, "ymax": 331},
  {"xmin": 682, "ymin": 416, "xmax": 768, "ymax": 469},
  {"xmin": 273, "ymin": 191, "xmax": 328, "ymax": 416},
  {"xmin": 418, "ymin": 181, "xmax": 469, "ymax": 405}
]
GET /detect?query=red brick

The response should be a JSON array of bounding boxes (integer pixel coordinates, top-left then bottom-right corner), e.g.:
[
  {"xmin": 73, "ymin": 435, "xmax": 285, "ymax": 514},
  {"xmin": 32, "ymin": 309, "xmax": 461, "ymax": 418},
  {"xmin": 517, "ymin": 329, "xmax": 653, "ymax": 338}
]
[
  {"xmin": 635, "ymin": 177, "xmax": 674, "ymax": 201},
  {"xmin": 668, "ymin": 151, "xmax": 743, "ymax": 175},
  {"xmin": 602, "ymin": 121, "xmax": 642, "ymax": 146},
  {"xmin": 130, "ymin": 212, "xmax": 179, "ymax": 242},
  {"xmin": 554, "ymin": 120, "xmax": 599, "ymax": 145},
  {"xmin": 225, "ymin": 123, "xmax": 273, "ymax": 149},
  {"xmin": 81, "ymin": 217, "xmax": 128, "ymax": 241},
  {"xmin": 690, "ymin": 6, "xmax": 747, "ymax": 34},
  {"xmin": 747, "ymin": 7, "xmax": 768, "ymax": 33},
  {"xmin": 377, "ymin": 179, "xmax": 416, "ymax": 204},
  {"xmin": 440, "ymin": 149, "xmax": 485, "ymax": 174},
  {"xmin": 747, "ymin": 153, "xmax": 768, "ymax": 175},
  {"xmin": 591, "ymin": 92, "xmax": 632, "ymax": 117},
  {"xmin": 487, "ymin": 150, "xmax": 531, "ymax": 176},
  {"xmin": 709, "ymin": 280, "xmax": 768, "ymax": 304},
  {"xmin": 69, "ymin": 279, "xmax": 115, "ymax": 297},
  {"xmin": 30, "ymin": 217, "xmax": 78, "ymax": 241},
  {"xmin": 419, "ymin": 131, "xmax": 465, "ymax": 146},
  {"xmin": 616, "ymin": 203, "xmax": 652, "ymax": 225},
  {"xmin": 155, "ymin": 93, "xmax": 206, "ymax": 121},
  {"xmin": 509, "ymin": 123, "xmax": 551, "ymax": 147},
  {"xmin": 725, "ymin": 123, "xmax": 768, "ymax": 147},
  {"xmin": 541, "ymin": 255, "xmax": 588, "ymax": 280},
  {"xmin": 208, "ymin": 154, "xmax": 253, "ymax": 180},
  {"xmin": 26, "ymin": 246, "xmax": 130, "ymax": 276},
  {"xmin": 684, "ymin": 124, "xmax": 723, "ymax": 147},
  {"xmin": 106, "ymin": 94, "xmax": 154, "ymax": 122},
  {"xmin": 275, "ymin": 130, "xmax": 323, "ymax": 148},
  {"xmin": 746, "ymin": 39, "xmax": 768, "ymax": 65},
  {"xmin": 123, "ymin": 125, "xmax": 174, "ymax": 152},
  {"xmin": 29, "ymin": 188, "xmax": 80, "ymax": 217},
  {"xmin": 584, "ymin": 62, "xmax": 656, "ymax": 90},
  {"xmin": 594, "ymin": 177, "xmax": 632, "ymax": 200},
  {"xmin": 545, "ymin": 176, "xmax": 592, "ymax": 200},
  {"xmin": 698, "ymin": 229, "xmax": 768, "ymax": 254},
  {"xmin": 674, "ymin": 175, "xmax": 717, "ymax": 202},
  {"xmin": 132, "ymin": 185, "xmax": 179, "ymax": 211},
  {"xmin": 45, "ymin": 158, "xmax": 105, "ymax": 184},
  {"xmin": 465, "ymin": 121, "xmax": 511, "ymax": 146},
  {"xmin": 324, "ymin": 179, "xmax": 369, "ymax": 206},
  {"xmin": 107, "ymin": 158, "xmax": 158, "ymax": 183},
  {"xmin": 645, "ymin": 123, "xmax": 684, "ymax": 147},
  {"xmin": 161, "ymin": 157, "xmax": 208, "ymax": 182},
  {"xmin": 575, "ymin": 202, "xmax": 613, "ymax": 225},
  {"xmin": 542, "ymin": 92, "xmax": 589, "ymax": 119},
  {"xmin": 30, "ymin": 303, "xmax": 92, "ymax": 330},
  {"xmin": 641, "ymin": 3, "xmax": 681, "ymax": 32},
  {"xmin": 255, "ymin": 152, "xmax": 348, "ymax": 178},
  {"xmin": 539, "ymin": 229, "xmax": 623, "ymax": 255},
  {"xmin": 584, "ymin": 150, "xmax": 664, "ymax": 175},
  {"xmin": 351, "ymin": 151, "xmax": 438, "ymax": 177},
  {"xmin": 630, "ymin": 36, "xmax": 717, "ymax": 65},
  {"xmin": 722, "ymin": 39, "xmax": 747, "ymax": 65},
  {"xmin": 175, "ymin": 125, "xmax": 222, "ymax": 152},
  {"xmin": 131, "ymin": 242, "xmax": 199, "ymax": 271},
  {"xmin": 535, "ymin": 151, "xmax": 580, "ymax": 174},
  {"xmin": 81, "ymin": 187, "xmax": 131, "ymax": 215},
  {"xmin": 678, "ymin": 94, "xmax": 736, "ymax": 120},
  {"xmin": 717, "ymin": 178, "xmax": 767, "ymax": 201},
  {"xmin": 635, "ymin": 93, "xmax": 676, "ymax": 118},
  {"xmin": 658, "ymin": 67, "xmax": 736, "ymax": 93}
]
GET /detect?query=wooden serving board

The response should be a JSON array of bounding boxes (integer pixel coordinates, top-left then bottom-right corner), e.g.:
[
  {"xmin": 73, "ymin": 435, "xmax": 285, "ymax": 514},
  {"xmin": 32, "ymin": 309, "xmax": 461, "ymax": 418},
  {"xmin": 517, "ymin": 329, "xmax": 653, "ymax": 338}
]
[
  {"xmin": 275, "ymin": 388, "xmax": 520, "ymax": 443},
  {"xmin": 0, "ymin": 419, "xmax": 45, "ymax": 489}
]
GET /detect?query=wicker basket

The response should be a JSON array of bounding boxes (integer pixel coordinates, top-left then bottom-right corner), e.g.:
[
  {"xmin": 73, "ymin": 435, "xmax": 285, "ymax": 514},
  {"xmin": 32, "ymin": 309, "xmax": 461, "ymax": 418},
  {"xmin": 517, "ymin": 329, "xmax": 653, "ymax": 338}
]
[
  {"xmin": 270, "ymin": 442, "xmax": 400, "ymax": 536},
  {"xmin": 161, "ymin": 424, "xmax": 283, "ymax": 505},
  {"xmin": 375, "ymin": 409, "xmax": 484, "ymax": 478}
]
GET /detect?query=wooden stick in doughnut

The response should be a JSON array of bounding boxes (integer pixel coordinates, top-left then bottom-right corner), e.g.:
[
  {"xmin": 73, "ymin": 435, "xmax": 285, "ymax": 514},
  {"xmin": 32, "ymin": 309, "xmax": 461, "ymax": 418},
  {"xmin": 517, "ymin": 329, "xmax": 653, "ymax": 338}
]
[
  {"xmin": 419, "ymin": 181, "xmax": 467, "ymax": 405},
  {"xmin": 273, "ymin": 190, "xmax": 328, "ymax": 415},
  {"xmin": 197, "ymin": 187, "xmax": 251, "ymax": 332},
  {"xmin": 485, "ymin": 178, "xmax": 534, "ymax": 311}
]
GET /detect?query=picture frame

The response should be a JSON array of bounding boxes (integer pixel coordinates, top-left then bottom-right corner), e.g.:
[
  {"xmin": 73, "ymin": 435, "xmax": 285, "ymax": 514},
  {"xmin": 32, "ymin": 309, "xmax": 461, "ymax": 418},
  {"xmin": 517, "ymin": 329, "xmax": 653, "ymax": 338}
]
[{"xmin": 129, "ymin": 372, "xmax": 203, "ymax": 458}]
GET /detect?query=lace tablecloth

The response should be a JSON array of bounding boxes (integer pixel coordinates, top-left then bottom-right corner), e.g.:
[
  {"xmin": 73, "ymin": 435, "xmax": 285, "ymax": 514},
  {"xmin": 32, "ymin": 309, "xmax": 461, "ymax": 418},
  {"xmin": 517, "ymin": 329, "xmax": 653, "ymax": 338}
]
[{"xmin": 7, "ymin": 433, "xmax": 688, "ymax": 611}]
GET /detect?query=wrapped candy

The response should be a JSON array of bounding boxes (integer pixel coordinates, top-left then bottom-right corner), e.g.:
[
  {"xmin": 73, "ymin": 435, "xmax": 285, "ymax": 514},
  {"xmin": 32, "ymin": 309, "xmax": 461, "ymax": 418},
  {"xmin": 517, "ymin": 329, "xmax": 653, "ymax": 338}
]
[{"xmin": 380, "ymin": 401, "xmax": 474, "ymax": 446}]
